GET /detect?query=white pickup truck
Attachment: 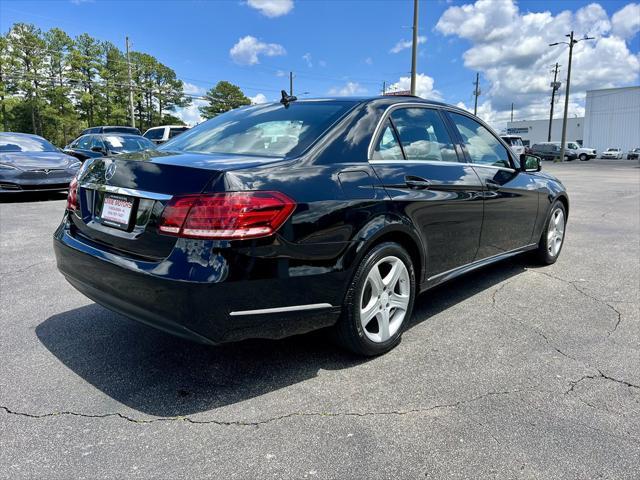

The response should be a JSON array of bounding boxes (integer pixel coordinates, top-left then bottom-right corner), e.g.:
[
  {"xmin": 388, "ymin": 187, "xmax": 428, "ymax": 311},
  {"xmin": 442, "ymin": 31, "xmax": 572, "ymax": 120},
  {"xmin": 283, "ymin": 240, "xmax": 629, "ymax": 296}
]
[{"xmin": 550, "ymin": 141, "xmax": 596, "ymax": 161}]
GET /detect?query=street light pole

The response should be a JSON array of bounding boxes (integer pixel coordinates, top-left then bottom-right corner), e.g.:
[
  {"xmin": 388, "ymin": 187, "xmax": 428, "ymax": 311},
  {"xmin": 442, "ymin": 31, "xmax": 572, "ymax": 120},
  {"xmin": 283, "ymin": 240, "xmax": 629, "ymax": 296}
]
[
  {"xmin": 550, "ymin": 32, "xmax": 594, "ymax": 161},
  {"xmin": 410, "ymin": 0, "xmax": 418, "ymax": 96}
]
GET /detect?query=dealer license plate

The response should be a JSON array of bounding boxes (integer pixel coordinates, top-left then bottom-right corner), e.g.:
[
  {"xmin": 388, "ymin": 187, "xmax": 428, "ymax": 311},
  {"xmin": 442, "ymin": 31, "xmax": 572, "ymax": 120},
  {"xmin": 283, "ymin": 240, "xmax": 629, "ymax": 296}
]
[{"xmin": 99, "ymin": 193, "xmax": 133, "ymax": 230}]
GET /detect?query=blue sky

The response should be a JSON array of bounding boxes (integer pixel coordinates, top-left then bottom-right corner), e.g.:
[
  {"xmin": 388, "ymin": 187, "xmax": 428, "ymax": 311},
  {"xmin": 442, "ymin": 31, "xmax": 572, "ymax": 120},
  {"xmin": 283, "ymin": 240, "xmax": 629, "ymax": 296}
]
[{"xmin": 2, "ymin": 0, "xmax": 639, "ymax": 128}]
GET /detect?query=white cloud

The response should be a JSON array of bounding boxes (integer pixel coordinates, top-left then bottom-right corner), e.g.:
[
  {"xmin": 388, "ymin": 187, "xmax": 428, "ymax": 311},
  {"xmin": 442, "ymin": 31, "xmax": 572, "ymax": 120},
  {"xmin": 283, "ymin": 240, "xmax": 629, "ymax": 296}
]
[
  {"xmin": 229, "ymin": 35, "xmax": 286, "ymax": 65},
  {"xmin": 435, "ymin": 0, "xmax": 640, "ymax": 127},
  {"xmin": 364, "ymin": 57, "xmax": 373, "ymax": 65},
  {"xmin": 386, "ymin": 73, "xmax": 441, "ymax": 99},
  {"xmin": 612, "ymin": 3, "xmax": 640, "ymax": 39},
  {"xmin": 247, "ymin": 0, "xmax": 293, "ymax": 17},
  {"xmin": 318, "ymin": 60, "xmax": 327, "ymax": 67},
  {"xmin": 390, "ymin": 36, "xmax": 426, "ymax": 54},
  {"xmin": 175, "ymin": 100, "xmax": 207, "ymax": 126},
  {"xmin": 302, "ymin": 52, "xmax": 312, "ymax": 67},
  {"xmin": 249, "ymin": 93, "xmax": 268, "ymax": 104},
  {"xmin": 275, "ymin": 69, "xmax": 287, "ymax": 77},
  {"xmin": 328, "ymin": 82, "xmax": 367, "ymax": 96},
  {"xmin": 182, "ymin": 82, "xmax": 206, "ymax": 96}
]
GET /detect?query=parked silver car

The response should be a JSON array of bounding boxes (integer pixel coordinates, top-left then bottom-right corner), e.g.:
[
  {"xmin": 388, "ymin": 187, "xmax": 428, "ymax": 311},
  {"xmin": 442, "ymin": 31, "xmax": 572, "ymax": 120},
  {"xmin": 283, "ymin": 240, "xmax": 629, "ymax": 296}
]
[{"xmin": 0, "ymin": 132, "xmax": 80, "ymax": 193}]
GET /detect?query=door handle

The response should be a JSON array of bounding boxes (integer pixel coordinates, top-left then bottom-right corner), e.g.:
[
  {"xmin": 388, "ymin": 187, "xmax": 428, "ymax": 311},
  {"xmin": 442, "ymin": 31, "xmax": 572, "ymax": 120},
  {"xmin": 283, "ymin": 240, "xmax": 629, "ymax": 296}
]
[
  {"xmin": 405, "ymin": 175, "xmax": 431, "ymax": 190},
  {"xmin": 486, "ymin": 179, "xmax": 501, "ymax": 191}
]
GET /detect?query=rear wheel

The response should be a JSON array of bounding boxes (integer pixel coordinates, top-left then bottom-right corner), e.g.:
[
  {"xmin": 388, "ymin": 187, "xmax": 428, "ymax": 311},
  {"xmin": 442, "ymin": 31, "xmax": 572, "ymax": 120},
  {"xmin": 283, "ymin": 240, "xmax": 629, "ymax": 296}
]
[
  {"xmin": 335, "ymin": 242, "xmax": 416, "ymax": 356},
  {"xmin": 534, "ymin": 201, "xmax": 566, "ymax": 265}
]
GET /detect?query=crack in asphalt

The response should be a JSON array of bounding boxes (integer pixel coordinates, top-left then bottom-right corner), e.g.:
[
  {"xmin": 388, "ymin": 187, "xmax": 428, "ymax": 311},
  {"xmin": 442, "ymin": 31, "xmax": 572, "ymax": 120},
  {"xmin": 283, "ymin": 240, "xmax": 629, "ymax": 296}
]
[
  {"xmin": 527, "ymin": 270, "xmax": 624, "ymax": 336},
  {"xmin": 0, "ymin": 389, "xmax": 525, "ymax": 427},
  {"xmin": 0, "ymin": 261, "xmax": 47, "ymax": 276},
  {"xmin": 490, "ymin": 282, "xmax": 581, "ymax": 363},
  {"xmin": 565, "ymin": 370, "xmax": 640, "ymax": 395}
]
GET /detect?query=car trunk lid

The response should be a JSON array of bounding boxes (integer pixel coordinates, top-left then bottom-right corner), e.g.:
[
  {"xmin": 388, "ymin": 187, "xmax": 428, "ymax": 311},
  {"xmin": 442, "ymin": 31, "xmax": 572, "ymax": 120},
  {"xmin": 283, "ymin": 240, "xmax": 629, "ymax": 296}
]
[{"xmin": 70, "ymin": 150, "xmax": 282, "ymax": 259}]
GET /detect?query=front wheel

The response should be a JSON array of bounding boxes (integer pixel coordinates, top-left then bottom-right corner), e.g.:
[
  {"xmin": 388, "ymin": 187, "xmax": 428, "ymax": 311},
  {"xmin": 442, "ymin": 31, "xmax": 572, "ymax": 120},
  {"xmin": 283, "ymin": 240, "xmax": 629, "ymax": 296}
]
[
  {"xmin": 534, "ymin": 201, "xmax": 567, "ymax": 265},
  {"xmin": 579, "ymin": 153, "xmax": 588, "ymax": 161},
  {"xmin": 334, "ymin": 242, "xmax": 416, "ymax": 356}
]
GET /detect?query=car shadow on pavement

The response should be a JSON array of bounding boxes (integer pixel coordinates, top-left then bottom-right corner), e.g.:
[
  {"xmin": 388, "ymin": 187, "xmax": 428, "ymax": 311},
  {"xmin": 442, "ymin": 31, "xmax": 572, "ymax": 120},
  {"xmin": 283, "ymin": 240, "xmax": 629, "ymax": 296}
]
[
  {"xmin": 0, "ymin": 191, "xmax": 68, "ymax": 203},
  {"xmin": 36, "ymin": 257, "xmax": 528, "ymax": 417}
]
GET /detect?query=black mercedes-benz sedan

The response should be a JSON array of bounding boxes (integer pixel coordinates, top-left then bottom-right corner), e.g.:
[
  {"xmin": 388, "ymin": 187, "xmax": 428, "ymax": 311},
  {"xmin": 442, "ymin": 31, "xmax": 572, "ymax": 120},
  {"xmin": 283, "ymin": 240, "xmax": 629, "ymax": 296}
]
[
  {"xmin": 54, "ymin": 95, "xmax": 569, "ymax": 356},
  {"xmin": 0, "ymin": 132, "xmax": 81, "ymax": 193}
]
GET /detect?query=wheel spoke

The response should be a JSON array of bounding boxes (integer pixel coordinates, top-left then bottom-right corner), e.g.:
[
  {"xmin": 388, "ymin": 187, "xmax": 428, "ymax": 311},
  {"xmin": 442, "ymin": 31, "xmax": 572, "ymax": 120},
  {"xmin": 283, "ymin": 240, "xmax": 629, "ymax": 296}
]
[
  {"xmin": 388, "ymin": 292, "xmax": 409, "ymax": 311},
  {"xmin": 383, "ymin": 260, "xmax": 402, "ymax": 288},
  {"xmin": 360, "ymin": 298, "xmax": 379, "ymax": 328},
  {"xmin": 378, "ymin": 308, "xmax": 390, "ymax": 341},
  {"xmin": 368, "ymin": 267, "xmax": 384, "ymax": 296}
]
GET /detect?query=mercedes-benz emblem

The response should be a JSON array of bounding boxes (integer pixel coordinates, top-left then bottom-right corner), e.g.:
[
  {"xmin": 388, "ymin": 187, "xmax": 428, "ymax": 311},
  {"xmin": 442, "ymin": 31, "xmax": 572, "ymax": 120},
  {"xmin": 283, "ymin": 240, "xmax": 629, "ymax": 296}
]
[{"xmin": 105, "ymin": 161, "xmax": 117, "ymax": 181}]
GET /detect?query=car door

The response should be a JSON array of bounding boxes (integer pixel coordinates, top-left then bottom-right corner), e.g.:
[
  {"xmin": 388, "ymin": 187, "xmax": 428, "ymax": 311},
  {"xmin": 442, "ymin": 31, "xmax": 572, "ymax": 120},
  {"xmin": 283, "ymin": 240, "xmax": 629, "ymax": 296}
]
[
  {"xmin": 445, "ymin": 111, "xmax": 540, "ymax": 259},
  {"xmin": 370, "ymin": 106, "xmax": 484, "ymax": 277}
]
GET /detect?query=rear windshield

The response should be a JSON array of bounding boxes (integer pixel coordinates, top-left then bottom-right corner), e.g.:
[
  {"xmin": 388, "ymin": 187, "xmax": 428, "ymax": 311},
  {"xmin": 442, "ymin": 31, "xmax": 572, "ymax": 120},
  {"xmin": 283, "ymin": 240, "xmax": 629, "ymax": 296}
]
[
  {"xmin": 104, "ymin": 127, "xmax": 141, "ymax": 135},
  {"xmin": 0, "ymin": 133, "xmax": 58, "ymax": 152},
  {"xmin": 159, "ymin": 102, "xmax": 354, "ymax": 158},
  {"xmin": 144, "ymin": 128, "xmax": 165, "ymax": 140},
  {"xmin": 104, "ymin": 135, "xmax": 155, "ymax": 152}
]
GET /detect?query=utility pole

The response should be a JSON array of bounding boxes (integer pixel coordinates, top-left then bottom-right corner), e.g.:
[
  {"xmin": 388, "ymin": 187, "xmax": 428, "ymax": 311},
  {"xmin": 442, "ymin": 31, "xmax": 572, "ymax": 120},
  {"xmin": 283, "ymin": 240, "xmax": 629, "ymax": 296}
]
[
  {"xmin": 510, "ymin": 103, "xmax": 514, "ymax": 123},
  {"xmin": 125, "ymin": 36, "xmax": 135, "ymax": 129},
  {"xmin": 550, "ymin": 32, "xmax": 594, "ymax": 161},
  {"xmin": 410, "ymin": 0, "xmax": 418, "ymax": 96},
  {"xmin": 473, "ymin": 72, "xmax": 480, "ymax": 116},
  {"xmin": 382, "ymin": 81, "xmax": 386, "ymax": 95},
  {"xmin": 289, "ymin": 71, "xmax": 293, "ymax": 96},
  {"xmin": 547, "ymin": 62, "xmax": 561, "ymax": 142}
]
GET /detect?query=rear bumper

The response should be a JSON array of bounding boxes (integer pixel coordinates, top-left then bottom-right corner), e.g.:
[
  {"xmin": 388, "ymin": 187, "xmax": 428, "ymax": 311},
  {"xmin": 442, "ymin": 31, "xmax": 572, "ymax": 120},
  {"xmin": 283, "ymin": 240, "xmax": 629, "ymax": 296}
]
[{"xmin": 54, "ymin": 222, "xmax": 346, "ymax": 344}]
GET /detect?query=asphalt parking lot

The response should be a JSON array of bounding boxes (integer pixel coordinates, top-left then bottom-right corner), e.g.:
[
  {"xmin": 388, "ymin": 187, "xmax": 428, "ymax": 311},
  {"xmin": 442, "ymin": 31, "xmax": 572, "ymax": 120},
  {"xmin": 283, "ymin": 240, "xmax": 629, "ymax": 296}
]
[{"xmin": 1, "ymin": 159, "xmax": 638, "ymax": 479}]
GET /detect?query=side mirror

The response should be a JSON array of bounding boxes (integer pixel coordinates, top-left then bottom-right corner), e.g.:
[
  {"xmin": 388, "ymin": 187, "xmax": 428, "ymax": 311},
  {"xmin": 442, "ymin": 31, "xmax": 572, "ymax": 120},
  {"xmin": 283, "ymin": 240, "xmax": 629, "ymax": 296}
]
[
  {"xmin": 90, "ymin": 146, "xmax": 105, "ymax": 154},
  {"xmin": 520, "ymin": 154, "xmax": 541, "ymax": 172}
]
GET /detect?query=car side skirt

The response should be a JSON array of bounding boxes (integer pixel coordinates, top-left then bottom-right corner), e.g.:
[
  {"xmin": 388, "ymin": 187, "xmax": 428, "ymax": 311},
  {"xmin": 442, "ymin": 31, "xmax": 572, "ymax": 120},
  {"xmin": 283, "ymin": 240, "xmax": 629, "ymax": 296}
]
[{"xmin": 421, "ymin": 243, "xmax": 538, "ymax": 291}]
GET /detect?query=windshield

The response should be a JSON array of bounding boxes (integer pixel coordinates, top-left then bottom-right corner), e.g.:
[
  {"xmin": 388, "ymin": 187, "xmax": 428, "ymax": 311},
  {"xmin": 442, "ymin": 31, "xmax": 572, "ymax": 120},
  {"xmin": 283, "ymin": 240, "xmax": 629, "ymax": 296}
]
[
  {"xmin": 567, "ymin": 143, "xmax": 578, "ymax": 149},
  {"xmin": 104, "ymin": 135, "xmax": 155, "ymax": 152},
  {"xmin": 159, "ymin": 101, "xmax": 355, "ymax": 158},
  {"xmin": 607, "ymin": 148, "xmax": 618, "ymax": 151},
  {"xmin": 0, "ymin": 133, "xmax": 58, "ymax": 152}
]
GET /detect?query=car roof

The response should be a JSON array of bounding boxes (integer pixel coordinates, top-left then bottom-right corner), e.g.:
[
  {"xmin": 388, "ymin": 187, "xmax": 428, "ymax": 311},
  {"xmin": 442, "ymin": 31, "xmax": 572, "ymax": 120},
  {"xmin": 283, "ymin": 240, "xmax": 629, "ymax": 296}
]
[{"xmin": 0, "ymin": 131, "xmax": 47, "ymax": 140}]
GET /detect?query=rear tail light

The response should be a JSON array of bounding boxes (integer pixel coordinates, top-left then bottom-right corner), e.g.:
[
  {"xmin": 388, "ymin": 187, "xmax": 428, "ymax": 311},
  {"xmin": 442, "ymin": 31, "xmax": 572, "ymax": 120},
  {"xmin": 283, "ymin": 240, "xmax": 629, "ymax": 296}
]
[
  {"xmin": 67, "ymin": 176, "xmax": 79, "ymax": 211},
  {"xmin": 158, "ymin": 191, "xmax": 296, "ymax": 240}
]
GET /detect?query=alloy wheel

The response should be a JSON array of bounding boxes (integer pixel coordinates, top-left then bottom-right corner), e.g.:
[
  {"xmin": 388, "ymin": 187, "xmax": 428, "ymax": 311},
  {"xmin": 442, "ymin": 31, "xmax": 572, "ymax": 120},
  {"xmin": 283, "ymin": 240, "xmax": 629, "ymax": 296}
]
[
  {"xmin": 547, "ymin": 208, "xmax": 565, "ymax": 257},
  {"xmin": 359, "ymin": 256, "xmax": 410, "ymax": 343}
]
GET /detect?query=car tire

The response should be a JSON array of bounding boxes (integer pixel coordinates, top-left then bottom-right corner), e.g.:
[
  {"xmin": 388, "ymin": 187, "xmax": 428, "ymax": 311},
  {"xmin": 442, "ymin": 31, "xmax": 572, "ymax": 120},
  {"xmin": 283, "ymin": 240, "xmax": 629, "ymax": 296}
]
[
  {"xmin": 534, "ymin": 200, "xmax": 567, "ymax": 265},
  {"xmin": 334, "ymin": 242, "xmax": 416, "ymax": 356},
  {"xmin": 579, "ymin": 153, "xmax": 587, "ymax": 161}
]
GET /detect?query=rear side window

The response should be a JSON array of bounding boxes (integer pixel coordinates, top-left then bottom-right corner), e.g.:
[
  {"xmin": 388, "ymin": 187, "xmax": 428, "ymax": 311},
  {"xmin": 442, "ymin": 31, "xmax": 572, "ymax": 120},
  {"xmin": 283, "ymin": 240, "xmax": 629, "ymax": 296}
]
[
  {"xmin": 390, "ymin": 108, "xmax": 458, "ymax": 162},
  {"xmin": 372, "ymin": 121, "xmax": 403, "ymax": 161},
  {"xmin": 448, "ymin": 112, "xmax": 511, "ymax": 168},
  {"xmin": 160, "ymin": 102, "xmax": 354, "ymax": 158},
  {"xmin": 169, "ymin": 127, "xmax": 188, "ymax": 138},
  {"xmin": 144, "ymin": 128, "xmax": 165, "ymax": 140}
]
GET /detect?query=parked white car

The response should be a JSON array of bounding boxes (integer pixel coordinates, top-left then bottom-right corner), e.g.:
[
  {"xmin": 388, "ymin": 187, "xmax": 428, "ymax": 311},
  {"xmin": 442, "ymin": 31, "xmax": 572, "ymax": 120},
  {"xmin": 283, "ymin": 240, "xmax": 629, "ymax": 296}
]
[
  {"xmin": 500, "ymin": 135, "xmax": 526, "ymax": 156},
  {"xmin": 143, "ymin": 125, "xmax": 190, "ymax": 144},
  {"xmin": 550, "ymin": 141, "xmax": 596, "ymax": 161},
  {"xmin": 601, "ymin": 148, "xmax": 624, "ymax": 159}
]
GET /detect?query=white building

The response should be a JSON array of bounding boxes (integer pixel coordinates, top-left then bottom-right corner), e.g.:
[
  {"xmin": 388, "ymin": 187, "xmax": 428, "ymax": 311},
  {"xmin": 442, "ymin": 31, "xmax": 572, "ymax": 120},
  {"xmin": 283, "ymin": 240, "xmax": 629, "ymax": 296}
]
[
  {"xmin": 506, "ymin": 86, "xmax": 640, "ymax": 151},
  {"xmin": 583, "ymin": 86, "xmax": 640, "ymax": 153},
  {"xmin": 505, "ymin": 117, "xmax": 584, "ymax": 147}
]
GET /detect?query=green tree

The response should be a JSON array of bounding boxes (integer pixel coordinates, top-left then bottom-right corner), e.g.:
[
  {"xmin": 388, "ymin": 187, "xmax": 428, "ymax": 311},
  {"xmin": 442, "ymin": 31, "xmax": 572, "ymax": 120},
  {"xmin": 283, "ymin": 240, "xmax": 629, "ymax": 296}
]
[
  {"xmin": 7, "ymin": 23, "xmax": 47, "ymax": 135},
  {"xmin": 199, "ymin": 81, "xmax": 250, "ymax": 119}
]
